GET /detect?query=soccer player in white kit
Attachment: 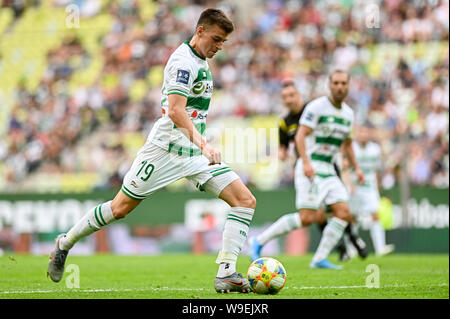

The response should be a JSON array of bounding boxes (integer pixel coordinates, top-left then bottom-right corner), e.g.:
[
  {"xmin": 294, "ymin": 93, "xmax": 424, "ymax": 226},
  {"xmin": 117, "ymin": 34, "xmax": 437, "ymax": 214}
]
[
  {"xmin": 48, "ymin": 8, "xmax": 256, "ymax": 293},
  {"xmin": 250, "ymin": 70, "xmax": 365, "ymax": 269},
  {"xmin": 348, "ymin": 126, "xmax": 395, "ymax": 256}
]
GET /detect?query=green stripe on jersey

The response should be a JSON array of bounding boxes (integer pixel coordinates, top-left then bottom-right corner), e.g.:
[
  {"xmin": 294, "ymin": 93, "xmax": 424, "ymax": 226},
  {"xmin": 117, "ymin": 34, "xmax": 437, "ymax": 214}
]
[
  {"xmin": 194, "ymin": 68, "xmax": 212, "ymax": 82},
  {"xmin": 168, "ymin": 143, "xmax": 202, "ymax": 157},
  {"xmin": 316, "ymin": 173, "xmax": 335, "ymax": 178},
  {"xmin": 357, "ymin": 156, "xmax": 379, "ymax": 163},
  {"xmin": 315, "ymin": 136, "xmax": 343, "ymax": 146},
  {"xmin": 311, "ymin": 153, "xmax": 333, "ymax": 163},
  {"xmin": 318, "ymin": 116, "xmax": 351, "ymax": 127},
  {"xmin": 187, "ymin": 96, "xmax": 210, "ymax": 110},
  {"xmin": 167, "ymin": 89, "xmax": 189, "ymax": 97}
]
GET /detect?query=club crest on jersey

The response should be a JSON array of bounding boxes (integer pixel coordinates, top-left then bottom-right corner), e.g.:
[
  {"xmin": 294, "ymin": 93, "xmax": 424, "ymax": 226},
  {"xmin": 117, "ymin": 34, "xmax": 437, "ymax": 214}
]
[{"xmin": 176, "ymin": 69, "xmax": 190, "ymax": 84}]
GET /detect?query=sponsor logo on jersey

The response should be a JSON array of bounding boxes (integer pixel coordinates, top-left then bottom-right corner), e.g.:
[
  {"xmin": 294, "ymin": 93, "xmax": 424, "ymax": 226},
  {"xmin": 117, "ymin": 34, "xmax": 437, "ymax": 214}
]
[
  {"xmin": 190, "ymin": 110, "xmax": 208, "ymax": 120},
  {"xmin": 305, "ymin": 112, "xmax": 314, "ymax": 121},
  {"xmin": 176, "ymin": 69, "xmax": 190, "ymax": 84},
  {"xmin": 193, "ymin": 82, "xmax": 205, "ymax": 94}
]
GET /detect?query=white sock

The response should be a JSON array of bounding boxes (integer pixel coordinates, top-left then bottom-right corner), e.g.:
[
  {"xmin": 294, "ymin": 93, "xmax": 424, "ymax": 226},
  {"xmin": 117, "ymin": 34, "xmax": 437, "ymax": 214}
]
[
  {"xmin": 59, "ymin": 201, "xmax": 116, "ymax": 251},
  {"xmin": 216, "ymin": 207, "xmax": 254, "ymax": 277},
  {"xmin": 343, "ymin": 235, "xmax": 357, "ymax": 257},
  {"xmin": 217, "ymin": 262, "xmax": 236, "ymax": 278},
  {"xmin": 370, "ymin": 221, "xmax": 386, "ymax": 254},
  {"xmin": 256, "ymin": 212, "xmax": 301, "ymax": 246},
  {"xmin": 312, "ymin": 217, "xmax": 348, "ymax": 263}
]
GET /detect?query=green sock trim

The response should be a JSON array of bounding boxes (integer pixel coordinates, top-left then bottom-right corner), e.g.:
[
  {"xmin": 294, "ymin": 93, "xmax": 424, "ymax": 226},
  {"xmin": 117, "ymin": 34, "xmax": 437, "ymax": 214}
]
[
  {"xmin": 227, "ymin": 217, "xmax": 250, "ymax": 227},
  {"xmin": 228, "ymin": 213, "xmax": 252, "ymax": 224},
  {"xmin": 98, "ymin": 204, "xmax": 107, "ymax": 226},
  {"xmin": 94, "ymin": 205, "xmax": 104, "ymax": 227}
]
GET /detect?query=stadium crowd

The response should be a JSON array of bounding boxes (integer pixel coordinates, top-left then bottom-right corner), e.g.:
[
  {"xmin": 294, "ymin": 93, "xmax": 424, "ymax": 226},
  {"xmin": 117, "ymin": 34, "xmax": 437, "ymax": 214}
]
[{"xmin": 1, "ymin": 0, "xmax": 448, "ymax": 192}]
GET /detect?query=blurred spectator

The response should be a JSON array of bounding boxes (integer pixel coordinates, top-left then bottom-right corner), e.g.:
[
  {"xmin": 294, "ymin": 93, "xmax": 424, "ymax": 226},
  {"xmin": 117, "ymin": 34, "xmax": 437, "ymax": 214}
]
[{"xmin": 0, "ymin": 0, "xmax": 448, "ymax": 191}]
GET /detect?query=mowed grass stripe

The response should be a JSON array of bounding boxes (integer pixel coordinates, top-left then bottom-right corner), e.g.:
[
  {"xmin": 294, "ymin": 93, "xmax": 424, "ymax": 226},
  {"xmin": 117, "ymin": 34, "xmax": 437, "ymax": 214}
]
[
  {"xmin": 1, "ymin": 283, "xmax": 448, "ymax": 295},
  {"xmin": 0, "ymin": 254, "xmax": 447, "ymax": 299}
]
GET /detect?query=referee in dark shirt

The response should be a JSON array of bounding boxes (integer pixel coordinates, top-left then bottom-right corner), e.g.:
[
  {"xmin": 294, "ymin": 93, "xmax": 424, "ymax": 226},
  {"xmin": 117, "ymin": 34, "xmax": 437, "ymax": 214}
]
[{"xmin": 278, "ymin": 79, "xmax": 368, "ymax": 261}]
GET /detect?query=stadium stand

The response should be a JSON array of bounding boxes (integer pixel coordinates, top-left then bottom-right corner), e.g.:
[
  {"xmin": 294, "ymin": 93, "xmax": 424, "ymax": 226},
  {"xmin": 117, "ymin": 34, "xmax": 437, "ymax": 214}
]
[{"xmin": 0, "ymin": 0, "xmax": 448, "ymax": 193}]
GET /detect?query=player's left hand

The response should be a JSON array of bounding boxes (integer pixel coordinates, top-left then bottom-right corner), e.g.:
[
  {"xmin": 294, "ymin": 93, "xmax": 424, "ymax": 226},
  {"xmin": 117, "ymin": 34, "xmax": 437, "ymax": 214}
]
[{"xmin": 355, "ymin": 168, "xmax": 365, "ymax": 185}]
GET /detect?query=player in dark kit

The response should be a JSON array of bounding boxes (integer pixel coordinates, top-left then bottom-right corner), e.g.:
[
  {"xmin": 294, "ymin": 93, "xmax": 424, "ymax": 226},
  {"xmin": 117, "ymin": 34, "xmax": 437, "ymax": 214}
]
[{"xmin": 277, "ymin": 79, "xmax": 367, "ymax": 261}]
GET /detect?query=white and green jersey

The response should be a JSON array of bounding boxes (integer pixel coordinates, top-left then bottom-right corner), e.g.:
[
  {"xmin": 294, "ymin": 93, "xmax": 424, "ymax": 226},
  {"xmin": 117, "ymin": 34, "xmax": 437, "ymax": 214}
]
[
  {"xmin": 147, "ymin": 41, "xmax": 213, "ymax": 156},
  {"xmin": 299, "ymin": 96, "xmax": 354, "ymax": 176},
  {"xmin": 351, "ymin": 141, "xmax": 381, "ymax": 192}
]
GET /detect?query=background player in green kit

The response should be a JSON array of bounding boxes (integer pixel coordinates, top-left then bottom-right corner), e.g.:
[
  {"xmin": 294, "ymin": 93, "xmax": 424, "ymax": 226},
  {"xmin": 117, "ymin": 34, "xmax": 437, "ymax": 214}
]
[
  {"xmin": 48, "ymin": 8, "xmax": 256, "ymax": 294},
  {"xmin": 347, "ymin": 125, "xmax": 395, "ymax": 256},
  {"xmin": 250, "ymin": 70, "xmax": 365, "ymax": 269},
  {"xmin": 277, "ymin": 79, "xmax": 368, "ymax": 262}
]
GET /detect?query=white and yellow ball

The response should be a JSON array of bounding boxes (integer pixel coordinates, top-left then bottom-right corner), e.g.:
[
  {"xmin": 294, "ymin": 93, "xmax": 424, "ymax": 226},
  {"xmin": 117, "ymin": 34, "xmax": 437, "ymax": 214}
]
[{"xmin": 247, "ymin": 257, "xmax": 287, "ymax": 294}]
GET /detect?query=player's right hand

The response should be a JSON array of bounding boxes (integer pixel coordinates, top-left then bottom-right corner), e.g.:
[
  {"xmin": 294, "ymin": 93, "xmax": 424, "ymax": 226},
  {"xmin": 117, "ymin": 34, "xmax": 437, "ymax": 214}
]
[
  {"xmin": 303, "ymin": 161, "xmax": 316, "ymax": 180},
  {"xmin": 202, "ymin": 143, "xmax": 221, "ymax": 165}
]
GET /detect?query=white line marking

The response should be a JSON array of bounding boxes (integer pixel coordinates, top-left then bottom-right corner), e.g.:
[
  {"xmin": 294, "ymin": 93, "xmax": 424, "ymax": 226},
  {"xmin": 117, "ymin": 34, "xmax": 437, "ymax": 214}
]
[
  {"xmin": 287, "ymin": 283, "xmax": 449, "ymax": 290},
  {"xmin": 0, "ymin": 283, "xmax": 447, "ymax": 295}
]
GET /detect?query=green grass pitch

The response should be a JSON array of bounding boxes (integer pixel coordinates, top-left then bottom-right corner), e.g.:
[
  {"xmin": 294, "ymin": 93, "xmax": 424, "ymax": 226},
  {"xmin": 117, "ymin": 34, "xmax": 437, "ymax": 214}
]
[{"xmin": 0, "ymin": 253, "xmax": 448, "ymax": 299}]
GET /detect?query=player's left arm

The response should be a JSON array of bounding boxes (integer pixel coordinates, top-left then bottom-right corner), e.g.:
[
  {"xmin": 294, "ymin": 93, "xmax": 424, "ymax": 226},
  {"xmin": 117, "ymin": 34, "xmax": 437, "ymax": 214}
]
[
  {"xmin": 342, "ymin": 138, "xmax": 365, "ymax": 185},
  {"xmin": 376, "ymin": 145, "xmax": 383, "ymax": 194}
]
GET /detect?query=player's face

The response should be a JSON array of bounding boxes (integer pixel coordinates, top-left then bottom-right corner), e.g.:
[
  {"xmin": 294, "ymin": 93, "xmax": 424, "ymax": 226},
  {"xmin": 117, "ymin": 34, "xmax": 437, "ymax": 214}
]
[
  {"xmin": 357, "ymin": 126, "xmax": 370, "ymax": 143},
  {"xmin": 329, "ymin": 72, "xmax": 349, "ymax": 103},
  {"xmin": 281, "ymin": 86, "xmax": 302, "ymax": 111},
  {"xmin": 196, "ymin": 24, "xmax": 229, "ymax": 59}
]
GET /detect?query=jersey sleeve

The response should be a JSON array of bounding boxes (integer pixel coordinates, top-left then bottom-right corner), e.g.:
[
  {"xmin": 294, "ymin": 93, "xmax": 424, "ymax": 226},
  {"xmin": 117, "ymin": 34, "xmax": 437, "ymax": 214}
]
[
  {"xmin": 279, "ymin": 118, "xmax": 289, "ymax": 148},
  {"xmin": 344, "ymin": 111, "xmax": 355, "ymax": 140},
  {"xmin": 166, "ymin": 57, "xmax": 195, "ymax": 98},
  {"xmin": 299, "ymin": 103, "xmax": 319, "ymax": 130}
]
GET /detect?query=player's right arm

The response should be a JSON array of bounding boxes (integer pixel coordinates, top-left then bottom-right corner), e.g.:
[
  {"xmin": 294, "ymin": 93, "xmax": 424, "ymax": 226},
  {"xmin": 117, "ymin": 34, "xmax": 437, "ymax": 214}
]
[
  {"xmin": 296, "ymin": 104, "xmax": 318, "ymax": 179},
  {"xmin": 168, "ymin": 94, "xmax": 221, "ymax": 164},
  {"xmin": 295, "ymin": 125, "xmax": 315, "ymax": 179}
]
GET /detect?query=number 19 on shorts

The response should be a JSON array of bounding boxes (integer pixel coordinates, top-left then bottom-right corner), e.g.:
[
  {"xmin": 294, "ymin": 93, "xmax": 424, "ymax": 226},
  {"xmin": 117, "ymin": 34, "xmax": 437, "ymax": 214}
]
[{"xmin": 136, "ymin": 161, "xmax": 155, "ymax": 181}]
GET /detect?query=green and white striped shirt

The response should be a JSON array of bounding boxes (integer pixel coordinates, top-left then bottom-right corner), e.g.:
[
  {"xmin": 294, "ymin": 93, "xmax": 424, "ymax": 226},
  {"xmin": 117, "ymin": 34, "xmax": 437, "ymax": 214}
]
[
  {"xmin": 299, "ymin": 96, "xmax": 354, "ymax": 176},
  {"xmin": 351, "ymin": 141, "xmax": 382, "ymax": 192},
  {"xmin": 147, "ymin": 41, "xmax": 213, "ymax": 156}
]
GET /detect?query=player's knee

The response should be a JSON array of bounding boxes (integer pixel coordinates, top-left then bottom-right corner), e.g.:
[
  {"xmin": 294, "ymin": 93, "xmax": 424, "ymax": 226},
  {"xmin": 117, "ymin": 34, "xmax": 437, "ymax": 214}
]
[
  {"xmin": 241, "ymin": 193, "xmax": 256, "ymax": 210},
  {"xmin": 336, "ymin": 209, "xmax": 352, "ymax": 223},
  {"xmin": 110, "ymin": 202, "xmax": 132, "ymax": 220},
  {"xmin": 111, "ymin": 208, "xmax": 127, "ymax": 220},
  {"xmin": 299, "ymin": 210, "xmax": 315, "ymax": 226}
]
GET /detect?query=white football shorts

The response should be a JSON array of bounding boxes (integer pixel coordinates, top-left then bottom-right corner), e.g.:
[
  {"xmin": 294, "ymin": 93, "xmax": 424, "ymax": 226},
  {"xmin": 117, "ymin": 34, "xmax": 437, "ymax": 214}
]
[
  {"xmin": 121, "ymin": 142, "xmax": 240, "ymax": 200},
  {"xmin": 349, "ymin": 188, "xmax": 380, "ymax": 216},
  {"xmin": 294, "ymin": 160, "xmax": 349, "ymax": 210}
]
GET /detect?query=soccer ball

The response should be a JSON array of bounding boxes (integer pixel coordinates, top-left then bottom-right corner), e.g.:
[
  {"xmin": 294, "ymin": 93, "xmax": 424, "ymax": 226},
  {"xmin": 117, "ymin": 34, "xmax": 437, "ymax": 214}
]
[{"xmin": 247, "ymin": 257, "xmax": 287, "ymax": 294}]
